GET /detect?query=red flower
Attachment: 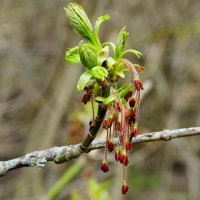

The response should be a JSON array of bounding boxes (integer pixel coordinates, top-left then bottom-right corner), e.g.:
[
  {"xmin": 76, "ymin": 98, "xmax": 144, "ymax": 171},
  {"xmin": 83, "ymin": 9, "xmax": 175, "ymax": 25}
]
[
  {"xmin": 101, "ymin": 160, "xmax": 109, "ymax": 173},
  {"xmin": 121, "ymin": 182, "xmax": 129, "ymax": 195},
  {"xmin": 123, "ymin": 155, "xmax": 129, "ymax": 166},
  {"xmin": 107, "ymin": 140, "xmax": 114, "ymax": 152},
  {"xmin": 103, "ymin": 118, "xmax": 113, "ymax": 130},
  {"xmin": 119, "ymin": 151, "xmax": 129, "ymax": 166},
  {"xmin": 133, "ymin": 79, "xmax": 143, "ymax": 91},
  {"xmin": 129, "ymin": 127, "xmax": 138, "ymax": 141},
  {"xmin": 125, "ymin": 141, "xmax": 132, "ymax": 151},
  {"xmin": 114, "ymin": 121, "xmax": 122, "ymax": 132},
  {"xmin": 125, "ymin": 109, "xmax": 136, "ymax": 124}
]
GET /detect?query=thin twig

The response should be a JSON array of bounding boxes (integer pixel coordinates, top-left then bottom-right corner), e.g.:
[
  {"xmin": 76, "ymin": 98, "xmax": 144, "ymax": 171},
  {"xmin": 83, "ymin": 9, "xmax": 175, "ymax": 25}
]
[{"xmin": 0, "ymin": 127, "xmax": 199, "ymax": 177}]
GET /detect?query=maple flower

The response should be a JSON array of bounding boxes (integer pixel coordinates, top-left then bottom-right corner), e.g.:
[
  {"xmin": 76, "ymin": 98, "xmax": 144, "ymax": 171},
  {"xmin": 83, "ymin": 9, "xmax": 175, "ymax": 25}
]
[
  {"xmin": 121, "ymin": 182, "xmax": 129, "ymax": 195},
  {"xmin": 101, "ymin": 160, "xmax": 109, "ymax": 173}
]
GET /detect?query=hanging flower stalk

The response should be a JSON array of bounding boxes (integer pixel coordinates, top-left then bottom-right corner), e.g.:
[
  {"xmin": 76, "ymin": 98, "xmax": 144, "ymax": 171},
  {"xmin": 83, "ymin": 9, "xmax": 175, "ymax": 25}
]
[{"xmin": 65, "ymin": 3, "xmax": 143, "ymax": 195}]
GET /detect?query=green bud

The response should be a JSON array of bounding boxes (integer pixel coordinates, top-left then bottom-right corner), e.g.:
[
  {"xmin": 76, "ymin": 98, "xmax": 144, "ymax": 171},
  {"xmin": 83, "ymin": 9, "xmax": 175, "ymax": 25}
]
[
  {"xmin": 114, "ymin": 27, "xmax": 129, "ymax": 59},
  {"xmin": 64, "ymin": 3, "xmax": 93, "ymax": 43},
  {"xmin": 79, "ymin": 41, "xmax": 98, "ymax": 69}
]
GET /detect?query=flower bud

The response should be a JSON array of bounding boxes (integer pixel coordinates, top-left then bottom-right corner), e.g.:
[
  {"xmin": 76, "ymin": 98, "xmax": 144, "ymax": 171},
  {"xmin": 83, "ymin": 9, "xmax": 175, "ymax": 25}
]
[
  {"xmin": 79, "ymin": 41, "xmax": 98, "ymax": 69},
  {"xmin": 107, "ymin": 140, "xmax": 114, "ymax": 152},
  {"xmin": 114, "ymin": 121, "xmax": 122, "ymax": 132},
  {"xmin": 101, "ymin": 160, "xmax": 109, "ymax": 173},
  {"xmin": 121, "ymin": 182, "xmax": 129, "ymax": 195},
  {"xmin": 65, "ymin": 3, "xmax": 94, "ymax": 42}
]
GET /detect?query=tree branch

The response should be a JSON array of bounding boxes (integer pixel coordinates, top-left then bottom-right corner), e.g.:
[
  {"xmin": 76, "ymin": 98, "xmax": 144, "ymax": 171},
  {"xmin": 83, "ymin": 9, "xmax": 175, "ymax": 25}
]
[{"xmin": 0, "ymin": 127, "xmax": 200, "ymax": 177}]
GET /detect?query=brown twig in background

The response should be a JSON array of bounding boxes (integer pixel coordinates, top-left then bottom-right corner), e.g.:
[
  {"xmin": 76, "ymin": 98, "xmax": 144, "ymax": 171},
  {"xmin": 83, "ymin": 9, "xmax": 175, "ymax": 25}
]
[{"xmin": 0, "ymin": 127, "xmax": 199, "ymax": 177}]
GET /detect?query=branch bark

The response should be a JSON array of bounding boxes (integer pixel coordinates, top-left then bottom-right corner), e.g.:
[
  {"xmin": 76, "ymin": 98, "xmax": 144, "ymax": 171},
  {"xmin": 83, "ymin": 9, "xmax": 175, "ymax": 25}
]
[{"xmin": 0, "ymin": 127, "xmax": 200, "ymax": 177}]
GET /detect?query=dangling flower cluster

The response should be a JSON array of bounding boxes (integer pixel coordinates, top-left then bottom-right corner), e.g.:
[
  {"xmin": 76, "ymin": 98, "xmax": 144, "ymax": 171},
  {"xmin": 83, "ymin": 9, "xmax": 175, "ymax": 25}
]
[
  {"xmin": 65, "ymin": 3, "xmax": 144, "ymax": 195},
  {"xmin": 100, "ymin": 61, "xmax": 143, "ymax": 194}
]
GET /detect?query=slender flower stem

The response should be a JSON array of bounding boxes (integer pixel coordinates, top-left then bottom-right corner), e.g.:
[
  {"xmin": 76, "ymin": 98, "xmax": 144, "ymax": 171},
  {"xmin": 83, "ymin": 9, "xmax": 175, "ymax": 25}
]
[{"xmin": 91, "ymin": 93, "xmax": 95, "ymax": 121}]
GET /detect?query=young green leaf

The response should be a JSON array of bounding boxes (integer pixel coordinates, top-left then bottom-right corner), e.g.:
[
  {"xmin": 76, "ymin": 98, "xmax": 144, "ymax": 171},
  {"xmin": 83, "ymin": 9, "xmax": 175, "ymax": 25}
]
[
  {"xmin": 76, "ymin": 70, "xmax": 93, "ymax": 91},
  {"xmin": 64, "ymin": 3, "xmax": 94, "ymax": 43},
  {"xmin": 91, "ymin": 66, "xmax": 108, "ymax": 80},
  {"xmin": 97, "ymin": 46, "xmax": 109, "ymax": 65},
  {"xmin": 120, "ymin": 49, "xmax": 142, "ymax": 59},
  {"xmin": 118, "ymin": 84, "xmax": 132, "ymax": 98},
  {"xmin": 79, "ymin": 41, "xmax": 98, "ymax": 69},
  {"xmin": 103, "ymin": 93, "xmax": 117, "ymax": 105},
  {"xmin": 114, "ymin": 27, "xmax": 129, "ymax": 59},
  {"xmin": 94, "ymin": 14, "xmax": 110, "ymax": 46},
  {"xmin": 65, "ymin": 47, "xmax": 81, "ymax": 64},
  {"xmin": 102, "ymin": 42, "xmax": 115, "ymax": 52},
  {"xmin": 95, "ymin": 96, "xmax": 105, "ymax": 103}
]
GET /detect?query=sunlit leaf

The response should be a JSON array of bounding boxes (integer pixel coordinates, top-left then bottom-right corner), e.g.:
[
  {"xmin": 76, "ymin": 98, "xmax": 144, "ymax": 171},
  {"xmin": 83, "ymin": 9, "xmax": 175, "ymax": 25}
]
[
  {"xmin": 94, "ymin": 14, "xmax": 110, "ymax": 46},
  {"xmin": 103, "ymin": 93, "xmax": 117, "ymax": 105},
  {"xmin": 76, "ymin": 70, "xmax": 92, "ymax": 91},
  {"xmin": 114, "ymin": 27, "xmax": 129, "ymax": 59},
  {"xmin": 91, "ymin": 66, "xmax": 108, "ymax": 80},
  {"xmin": 79, "ymin": 41, "xmax": 98, "ymax": 69},
  {"xmin": 97, "ymin": 46, "xmax": 109, "ymax": 65},
  {"xmin": 121, "ymin": 49, "xmax": 142, "ymax": 59},
  {"xmin": 64, "ymin": 3, "xmax": 94, "ymax": 43},
  {"xmin": 95, "ymin": 96, "xmax": 105, "ymax": 103}
]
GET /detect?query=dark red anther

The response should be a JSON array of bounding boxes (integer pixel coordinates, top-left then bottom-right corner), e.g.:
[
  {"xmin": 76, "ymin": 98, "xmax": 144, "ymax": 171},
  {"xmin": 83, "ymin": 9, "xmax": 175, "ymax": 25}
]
[
  {"xmin": 115, "ymin": 102, "xmax": 122, "ymax": 112},
  {"xmin": 114, "ymin": 121, "xmax": 122, "ymax": 132},
  {"xmin": 129, "ymin": 97, "xmax": 136, "ymax": 108},
  {"xmin": 124, "ymin": 91, "xmax": 133, "ymax": 101},
  {"xmin": 103, "ymin": 118, "xmax": 113, "ymax": 130},
  {"xmin": 133, "ymin": 79, "xmax": 143, "ymax": 91},
  {"xmin": 125, "ymin": 109, "xmax": 136, "ymax": 124},
  {"xmin": 81, "ymin": 93, "xmax": 91, "ymax": 104},
  {"xmin": 121, "ymin": 182, "xmax": 129, "ymax": 195},
  {"xmin": 100, "ymin": 160, "xmax": 109, "ymax": 173}
]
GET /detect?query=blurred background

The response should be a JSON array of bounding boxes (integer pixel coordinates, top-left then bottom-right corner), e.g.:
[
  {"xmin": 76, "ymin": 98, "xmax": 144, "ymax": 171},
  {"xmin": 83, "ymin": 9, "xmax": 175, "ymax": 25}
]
[{"xmin": 0, "ymin": 0, "xmax": 200, "ymax": 199}]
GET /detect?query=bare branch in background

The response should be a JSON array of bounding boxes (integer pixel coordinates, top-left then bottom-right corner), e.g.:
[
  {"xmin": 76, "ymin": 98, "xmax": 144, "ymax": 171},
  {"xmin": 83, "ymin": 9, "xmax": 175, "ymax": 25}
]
[{"xmin": 0, "ymin": 127, "xmax": 199, "ymax": 177}]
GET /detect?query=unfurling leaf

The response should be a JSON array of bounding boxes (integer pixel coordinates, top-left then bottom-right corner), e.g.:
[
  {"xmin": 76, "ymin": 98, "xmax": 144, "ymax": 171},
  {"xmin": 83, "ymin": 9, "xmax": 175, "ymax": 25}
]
[
  {"xmin": 91, "ymin": 66, "xmax": 108, "ymax": 80},
  {"xmin": 95, "ymin": 96, "xmax": 105, "ymax": 103},
  {"xmin": 65, "ymin": 47, "xmax": 81, "ymax": 64},
  {"xmin": 103, "ymin": 93, "xmax": 117, "ymax": 105},
  {"xmin": 97, "ymin": 46, "xmax": 109, "ymax": 65},
  {"xmin": 114, "ymin": 27, "xmax": 129, "ymax": 59},
  {"xmin": 79, "ymin": 41, "xmax": 98, "ymax": 69},
  {"xmin": 76, "ymin": 71, "xmax": 92, "ymax": 91},
  {"xmin": 94, "ymin": 14, "xmax": 110, "ymax": 45},
  {"xmin": 64, "ymin": 3, "xmax": 94, "ymax": 43},
  {"xmin": 113, "ymin": 63, "xmax": 128, "ymax": 78},
  {"xmin": 121, "ymin": 49, "xmax": 142, "ymax": 59}
]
